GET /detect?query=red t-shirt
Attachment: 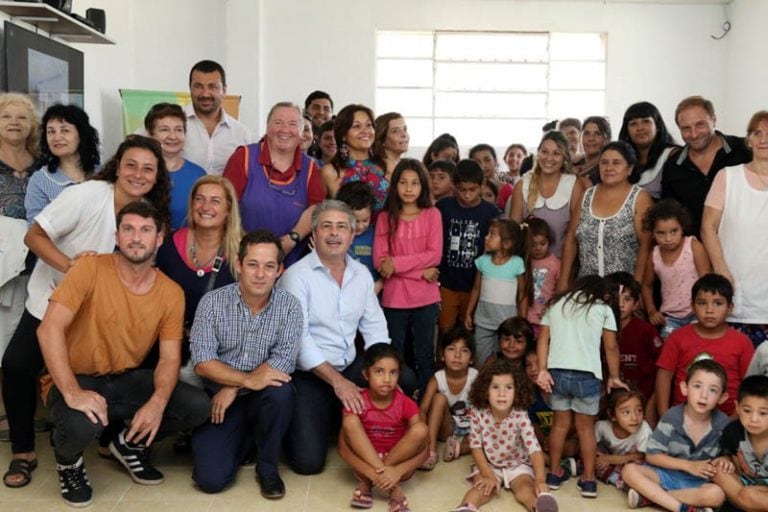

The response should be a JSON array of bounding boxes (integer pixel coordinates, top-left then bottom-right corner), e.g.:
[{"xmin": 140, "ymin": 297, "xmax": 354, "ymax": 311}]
[
  {"xmin": 620, "ymin": 317, "xmax": 663, "ymax": 401},
  {"xmin": 656, "ymin": 324, "xmax": 754, "ymax": 415},
  {"xmin": 344, "ymin": 388, "xmax": 419, "ymax": 454}
]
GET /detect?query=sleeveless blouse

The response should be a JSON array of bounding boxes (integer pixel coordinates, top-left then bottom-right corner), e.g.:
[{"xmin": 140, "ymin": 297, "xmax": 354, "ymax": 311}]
[
  {"xmin": 575, "ymin": 185, "xmax": 641, "ymax": 277},
  {"xmin": 653, "ymin": 235, "xmax": 697, "ymax": 318},
  {"xmin": 520, "ymin": 172, "xmax": 577, "ymax": 258}
]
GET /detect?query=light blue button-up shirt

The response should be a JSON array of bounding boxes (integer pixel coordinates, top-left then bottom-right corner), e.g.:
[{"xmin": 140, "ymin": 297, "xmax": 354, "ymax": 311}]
[{"xmin": 278, "ymin": 250, "xmax": 389, "ymax": 372}]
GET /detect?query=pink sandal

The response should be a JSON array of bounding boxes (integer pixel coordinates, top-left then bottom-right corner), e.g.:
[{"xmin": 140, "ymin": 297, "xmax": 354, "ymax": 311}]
[
  {"xmin": 420, "ymin": 450, "xmax": 438, "ymax": 471},
  {"xmin": 387, "ymin": 494, "xmax": 411, "ymax": 512},
  {"xmin": 443, "ymin": 436, "xmax": 461, "ymax": 462},
  {"xmin": 351, "ymin": 488, "xmax": 373, "ymax": 509}
]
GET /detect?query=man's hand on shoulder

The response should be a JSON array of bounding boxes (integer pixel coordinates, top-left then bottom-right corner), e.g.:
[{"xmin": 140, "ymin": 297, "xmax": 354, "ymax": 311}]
[
  {"xmin": 334, "ymin": 377, "xmax": 364, "ymax": 414},
  {"xmin": 242, "ymin": 363, "xmax": 291, "ymax": 391}
]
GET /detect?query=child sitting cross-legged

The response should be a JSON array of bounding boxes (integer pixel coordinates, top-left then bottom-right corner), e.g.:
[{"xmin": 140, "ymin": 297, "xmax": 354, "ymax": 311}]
[
  {"xmin": 338, "ymin": 343, "xmax": 428, "ymax": 512},
  {"xmin": 621, "ymin": 358, "xmax": 733, "ymax": 512},
  {"xmin": 451, "ymin": 359, "xmax": 558, "ymax": 512},
  {"xmin": 594, "ymin": 387, "xmax": 653, "ymax": 490},
  {"xmin": 419, "ymin": 326, "xmax": 478, "ymax": 470},
  {"xmin": 712, "ymin": 375, "xmax": 768, "ymax": 512}
]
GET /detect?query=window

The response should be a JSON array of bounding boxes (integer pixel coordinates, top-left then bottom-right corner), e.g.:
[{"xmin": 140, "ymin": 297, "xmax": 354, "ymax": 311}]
[{"xmin": 375, "ymin": 31, "xmax": 606, "ymax": 149}]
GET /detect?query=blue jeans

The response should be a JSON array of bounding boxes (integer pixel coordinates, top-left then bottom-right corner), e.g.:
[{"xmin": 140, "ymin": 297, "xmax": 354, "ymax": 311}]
[
  {"xmin": 192, "ymin": 385, "xmax": 294, "ymax": 493},
  {"xmin": 384, "ymin": 302, "xmax": 440, "ymax": 394},
  {"xmin": 47, "ymin": 369, "xmax": 210, "ymax": 464}
]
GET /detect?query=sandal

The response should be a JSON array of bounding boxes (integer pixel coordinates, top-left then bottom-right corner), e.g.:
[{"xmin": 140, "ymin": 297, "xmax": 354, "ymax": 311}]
[
  {"xmin": 419, "ymin": 450, "xmax": 439, "ymax": 471},
  {"xmin": 350, "ymin": 488, "xmax": 374, "ymax": 509},
  {"xmin": 443, "ymin": 435, "xmax": 461, "ymax": 462},
  {"xmin": 451, "ymin": 504, "xmax": 479, "ymax": 512},
  {"xmin": 3, "ymin": 458, "xmax": 38, "ymax": 488},
  {"xmin": 387, "ymin": 494, "xmax": 411, "ymax": 512}
]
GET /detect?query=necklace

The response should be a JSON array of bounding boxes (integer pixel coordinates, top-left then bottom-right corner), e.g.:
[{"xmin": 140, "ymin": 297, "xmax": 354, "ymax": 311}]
[{"xmin": 190, "ymin": 238, "xmax": 221, "ymax": 277}]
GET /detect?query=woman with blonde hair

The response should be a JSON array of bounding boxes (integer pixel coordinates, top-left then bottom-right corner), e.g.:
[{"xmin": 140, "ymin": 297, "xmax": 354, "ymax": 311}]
[
  {"xmin": 509, "ymin": 131, "xmax": 585, "ymax": 257},
  {"xmin": 155, "ymin": 175, "xmax": 243, "ymax": 383}
]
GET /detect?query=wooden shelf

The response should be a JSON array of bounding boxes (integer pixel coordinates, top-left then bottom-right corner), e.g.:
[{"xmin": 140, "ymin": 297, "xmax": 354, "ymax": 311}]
[{"xmin": 0, "ymin": 1, "xmax": 115, "ymax": 44}]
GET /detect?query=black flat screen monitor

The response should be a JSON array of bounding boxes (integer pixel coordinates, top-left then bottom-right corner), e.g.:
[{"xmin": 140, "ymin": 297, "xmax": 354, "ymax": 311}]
[{"xmin": 3, "ymin": 21, "xmax": 84, "ymax": 110}]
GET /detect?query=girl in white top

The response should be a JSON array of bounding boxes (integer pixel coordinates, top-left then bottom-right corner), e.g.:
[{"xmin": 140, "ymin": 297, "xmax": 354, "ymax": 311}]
[
  {"xmin": 420, "ymin": 327, "xmax": 478, "ymax": 470},
  {"xmin": 536, "ymin": 275, "xmax": 627, "ymax": 497},
  {"xmin": 594, "ymin": 388, "xmax": 652, "ymax": 490},
  {"xmin": 509, "ymin": 131, "xmax": 584, "ymax": 258}
]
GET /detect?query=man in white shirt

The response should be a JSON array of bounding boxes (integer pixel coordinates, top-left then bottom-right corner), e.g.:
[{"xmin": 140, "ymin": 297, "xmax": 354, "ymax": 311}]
[
  {"xmin": 183, "ymin": 60, "xmax": 252, "ymax": 175},
  {"xmin": 278, "ymin": 200, "xmax": 415, "ymax": 475}
]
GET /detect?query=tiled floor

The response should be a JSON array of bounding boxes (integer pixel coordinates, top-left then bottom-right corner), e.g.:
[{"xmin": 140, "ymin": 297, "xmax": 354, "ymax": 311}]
[{"xmin": 0, "ymin": 430, "xmax": 634, "ymax": 511}]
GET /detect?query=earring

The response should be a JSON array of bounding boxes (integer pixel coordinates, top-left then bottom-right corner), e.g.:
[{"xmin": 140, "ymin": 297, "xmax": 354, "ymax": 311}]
[{"xmin": 340, "ymin": 142, "xmax": 349, "ymax": 162}]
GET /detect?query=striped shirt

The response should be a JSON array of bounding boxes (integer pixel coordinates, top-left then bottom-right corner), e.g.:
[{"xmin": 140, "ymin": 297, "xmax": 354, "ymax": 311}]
[
  {"xmin": 189, "ymin": 283, "xmax": 302, "ymax": 375},
  {"xmin": 24, "ymin": 166, "xmax": 80, "ymax": 225},
  {"xmin": 646, "ymin": 404, "xmax": 730, "ymax": 460}
]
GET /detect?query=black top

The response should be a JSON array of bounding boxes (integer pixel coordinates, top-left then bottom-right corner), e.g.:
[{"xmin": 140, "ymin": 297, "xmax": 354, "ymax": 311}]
[{"xmin": 661, "ymin": 132, "xmax": 752, "ymax": 236}]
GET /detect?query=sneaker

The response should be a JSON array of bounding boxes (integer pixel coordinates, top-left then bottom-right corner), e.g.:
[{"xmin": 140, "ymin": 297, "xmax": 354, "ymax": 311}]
[
  {"xmin": 109, "ymin": 430, "xmax": 164, "ymax": 485},
  {"xmin": 627, "ymin": 488, "xmax": 652, "ymax": 509},
  {"xmin": 534, "ymin": 492, "xmax": 559, "ymax": 512},
  {"xmin": 57, "ymin": 457, "xmax": 92, "ymax": 508},
  {"xmin": 678, "ymin": 506, "xmax": 713, "ymax": 512},
  {"xmin": 545, "ymin": 468, "xmax": 569, "ymax": 489},
  {"xmin": 577, "ymin": 479, "xmax": 597, "ymax": 498}
]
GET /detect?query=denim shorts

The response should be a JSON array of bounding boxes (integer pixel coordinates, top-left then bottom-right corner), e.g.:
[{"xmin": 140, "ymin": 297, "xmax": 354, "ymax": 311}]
[
  {"xmin": 660, "ymin": 313, "xmax": 696, "ymax": 339},
  {"xmin": 548, "ymin": 369, "xmax": 601, "ymax": 415},
  {"xmin": 653, "ymin": 467, "xmax": 708, "ymax": 491}
]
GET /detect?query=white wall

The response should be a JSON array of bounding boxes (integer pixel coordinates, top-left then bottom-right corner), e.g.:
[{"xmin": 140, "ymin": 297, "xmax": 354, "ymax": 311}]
[
  {"xmin": 2, "ymin": 0, "xmax": 765, "ymax": 157},
  {"xmin": 252, "ymin": 0, "xmax": 733, "ymax": 147},
  {"xmin": 722, "ymin": 0, "xmax": 768, "ymax": 136}
]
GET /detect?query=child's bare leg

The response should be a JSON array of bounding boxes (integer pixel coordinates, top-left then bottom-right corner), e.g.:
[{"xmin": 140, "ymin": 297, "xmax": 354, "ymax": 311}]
[
  {"xmin": 669, "ymin": 484, "xmax": 725, "ymax": 509},
  {"xmin": 426, "ymin": 392, "xmax": 450, "ymax": 453},
  {"xmin": 382, "ymin": 421, "xmax": 428, "ymax": 468},
  {"xmin": 509, "ymin": 475, "xmax": 537, "ymax": 511},
  {"xmin": 573, "ymin": 412, "xmax": 596, "ymax": 481},
  {"xmin": 341, "ymin": 414, "xmax": 385, "ymax": 469},
  {"xmin": 338, "ymin": 433, "xmax": 375, "ymax": 501},
  {"xmin": 621, "ymin": 462, "xmax": 681, "ymax": 511},
  {"xmin": 548, "ymin": 410, "xmax": 572, "ymax": 472},
  {"xmin": 714, "ymin": 470, "xmax": 768, "ymax": 512},
  {"xmin": 456, "ymin": 476, "xmax": 495, "ymax": 509},
  {"xmin": 562, "ymin": 431, "xmax": 580, "ymax": 457}
]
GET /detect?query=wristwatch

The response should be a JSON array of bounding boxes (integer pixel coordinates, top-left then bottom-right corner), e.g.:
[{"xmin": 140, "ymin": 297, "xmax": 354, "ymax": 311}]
[{"xmin": 288, "ymin": 231, "xmax": 301, "ymax": 243}]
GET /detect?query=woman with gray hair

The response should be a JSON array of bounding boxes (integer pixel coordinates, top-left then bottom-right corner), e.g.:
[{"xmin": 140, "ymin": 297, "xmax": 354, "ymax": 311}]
[{"xmin": 223, "ymin": 101, "xmax": 325, "ymax": 266}]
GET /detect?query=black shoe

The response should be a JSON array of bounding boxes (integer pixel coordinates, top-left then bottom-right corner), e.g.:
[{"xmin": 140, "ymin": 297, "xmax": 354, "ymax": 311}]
[
  {"xmin": 109, "ymin": 430, "xmax": 164, "ymax": 485},
  {"xmin": 57, "ymin": 457, "xmax": 92, "ymax": 508},
  {"xmin": 257, "ymin": 473, "xmax": 285, "ymax": 500}
]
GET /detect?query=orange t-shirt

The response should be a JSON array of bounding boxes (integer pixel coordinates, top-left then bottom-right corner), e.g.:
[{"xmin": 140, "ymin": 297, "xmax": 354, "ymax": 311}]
[{"xmin": 41, "ymin": 254, "xmax": 184, "ymax": 400}]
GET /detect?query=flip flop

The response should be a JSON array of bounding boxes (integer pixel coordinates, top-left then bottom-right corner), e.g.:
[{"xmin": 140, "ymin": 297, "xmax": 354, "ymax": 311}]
[
  {"xmin": 3, "ymin": 458, "xmax": 38, "ymax": 488},
  {"xmin": 419, "ymin": 450, "xmax": 439, "ymax": 471},
  {"xmin": 387, "ymin": 494, "xmax": 411, "ymax": 512},
  {"xmin": 443, "ymin": 435, "xmax": 461, "ymax": 462},
  {"xmin": 351, "ymin": 488, "xmax": 373, "ymax": 509}
]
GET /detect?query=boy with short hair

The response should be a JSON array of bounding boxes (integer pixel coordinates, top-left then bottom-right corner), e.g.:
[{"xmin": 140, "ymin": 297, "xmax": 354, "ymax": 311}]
[
  {"xmin": 336, "ymin": 181, "xmax": 382, "ymax": 294},
  {"xmin": 656, "ymin": 274, "xmax": 755, "ymax": 418},
  {"xmin": 429, "ymin": 159, "xmax": 455, "ymax": 202},
  {"xmin": 607, "ymin": 272, "xmax": 663, "ymax": 424},
  {"xmin": 435, "ymin": 160, "xmax": 501, "ymax": 334},
  {"xmin": 622, "ymin": 359, "xmax": 731, "ymax": 512},
  {"xmin": 713, "ymin": 375, "xmax": 768, "ymax": 512}
]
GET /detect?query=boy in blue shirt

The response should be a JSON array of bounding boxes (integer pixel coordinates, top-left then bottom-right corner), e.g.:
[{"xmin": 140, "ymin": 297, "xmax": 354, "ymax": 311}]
[
  {"xmin": 336, "ymin": 181, "xmax": 382, "ymax": 294},
  {"xmin": 435, "ymin": 160, "xmax": 500, "ymax": 335},
  {"xmin": 622, "ymin": 359, "xmax": 732, "ymax": 512},
  {"xmin": 713, "ymin": 375, "xmax": 768, "ymax": 512}
]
